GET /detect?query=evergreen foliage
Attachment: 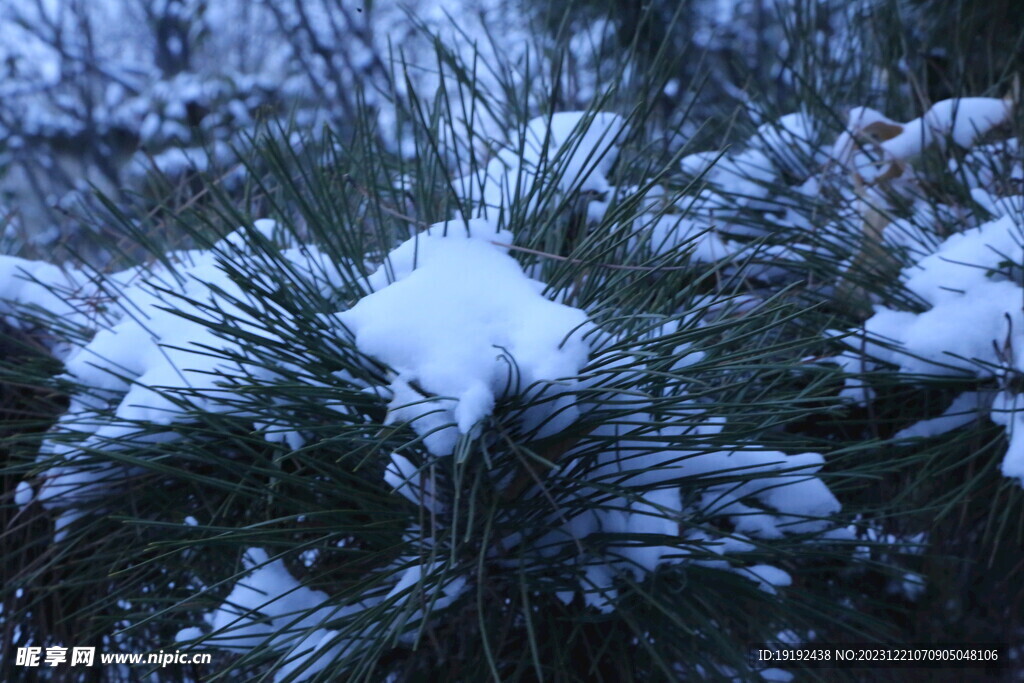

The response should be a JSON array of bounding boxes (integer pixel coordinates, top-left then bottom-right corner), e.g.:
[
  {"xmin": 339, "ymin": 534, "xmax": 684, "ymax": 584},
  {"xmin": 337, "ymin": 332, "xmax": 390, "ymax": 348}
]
[{"xmin": 1, "ymin": 1, "xmax": 1023, "ymax": 681}]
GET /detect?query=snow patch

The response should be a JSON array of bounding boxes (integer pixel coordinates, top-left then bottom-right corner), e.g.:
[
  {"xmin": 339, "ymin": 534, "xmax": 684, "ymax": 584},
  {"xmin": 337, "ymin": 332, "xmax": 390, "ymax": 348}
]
[{"xmin": 337, "ymin": 219, "xmax": 593, "ymax": 456}]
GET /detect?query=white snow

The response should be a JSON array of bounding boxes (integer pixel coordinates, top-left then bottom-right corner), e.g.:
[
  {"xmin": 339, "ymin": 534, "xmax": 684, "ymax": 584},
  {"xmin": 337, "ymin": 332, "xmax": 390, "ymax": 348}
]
[
  {"xmin": 855, "ymin": 206, "xmax": 1024, "ymax": 481},
  {"xmin": 6, "ymin": 68, "xmax": 1019, "ymax": 679},
  {"xmin": 14, "ymin": 480, "xmax": 33, "ymax": 506},
  {"xmin": 864, "ymin": 214, "xmax": 1024, "ymax": 378},
  {"xmin": 882, "ymin": 97, "xmax": 1012, "ymax": 159},
  {"xmin": 0, "ymin": 255, "xmax": 93, "ymax": 333},
  {"xmin": 337, "ymin": 219, "xmax": 593, "ymax": 456},
  {"xmin": 894, "ymin": 391, "xmax": 992, "ymax": 440},
  {"xmin": 5, "ymin": 221, "xmax": 348, "ymax": 534},
  {"xmin": 901, "ymin": 215, "xmax": 1023, "ymax": 307},
  {"xmin": 384, "ymin": 453, "xmax": 441, "ymax": 512},
  {"xmin": 832, "ymin": 98, "xmax": 1013, "ymax": 171},
  {"xmin": 992, "ymin": 392, "xmax": 1024, "ymax": 484},
  {"xmin": 177, "ymin": 549, "xmax": 465, "ymax": 682},
  {"xmin": 177, "ymin": 547, "xmax": 335, "ymax": 653},
  {"xmin": 499, "ymin": 395, "xmax": 842, "ymax": 610},
  {"xmin": 640, "ymin": 213, "xmax": 734, "ymax": 262}
]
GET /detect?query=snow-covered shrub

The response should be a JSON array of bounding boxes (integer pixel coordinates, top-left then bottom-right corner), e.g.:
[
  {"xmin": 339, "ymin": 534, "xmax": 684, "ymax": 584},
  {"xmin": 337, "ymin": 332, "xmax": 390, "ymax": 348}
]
[
  {"xmin": 855, "ymin": 191, "xmax": 1024, "ymax": 482},
  {"xmin": 636, "ymin": 78, "xmax": 1024, "ymax": 651},
  {"xmin": 0, "ymin": 75, "xmax": 880, "ymax": 677},
  {"xmin": 5, "ymin": 1, "xmax": 1024, "ymax": 679}
]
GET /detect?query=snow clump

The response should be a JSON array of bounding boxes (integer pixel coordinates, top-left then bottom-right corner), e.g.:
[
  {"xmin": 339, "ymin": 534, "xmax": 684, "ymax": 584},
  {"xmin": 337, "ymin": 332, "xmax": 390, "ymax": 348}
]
[{"xmin": 336, "ymin": 219, "xmax": 593, "ymax": 456}]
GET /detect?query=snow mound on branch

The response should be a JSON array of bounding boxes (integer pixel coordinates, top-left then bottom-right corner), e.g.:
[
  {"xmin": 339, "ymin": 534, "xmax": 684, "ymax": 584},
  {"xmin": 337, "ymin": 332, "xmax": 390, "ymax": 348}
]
[
  {"xmin": 337, "ymin": 219, "xmax": 593, "ymax": 456},
  {"xmin": 901, "ymin": 215, "xmax": 1023, "ymax": 306},
  {"xmin": 863, "ymin": 214, "xmax": 1024, "ymax": 378},
  {"xmin": 176, "ymin": 548, "xmax": 337, "ymax": 654},
  {"xmin": 0, "ymin": 255, "xmax": 95, "ymax": 334},
  {"xmin": 832, "ymin": 98, "xmax": 1013, "ymax": 183},
  {"xmin": 991, "ymin": 392, "xmax": 1024, "ymax": 482},
  {"xmin": 536, "ymin": 399, "xmax": 842, "ymax": 611},
  {"xmin": 882, "ymin": 97, "xmax": 1012, "ymax": 159},
  {"xmin": 378, "ymin": 337, "xmax": 845, "ymax": 614},
  {"xmin": 12, "ymin": 221, "xmax": 346, "ymax": 532},
  {"xmin": 893, "ymin": 391, "xmax": 991, "ymax": 440},
  {"xmin": 860, "ymin": 208, "xmax": 1024, "ymax": 483},
  {"xmin": 176, "ymin": 549, "xmax": 465, "ymax": 682}
]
